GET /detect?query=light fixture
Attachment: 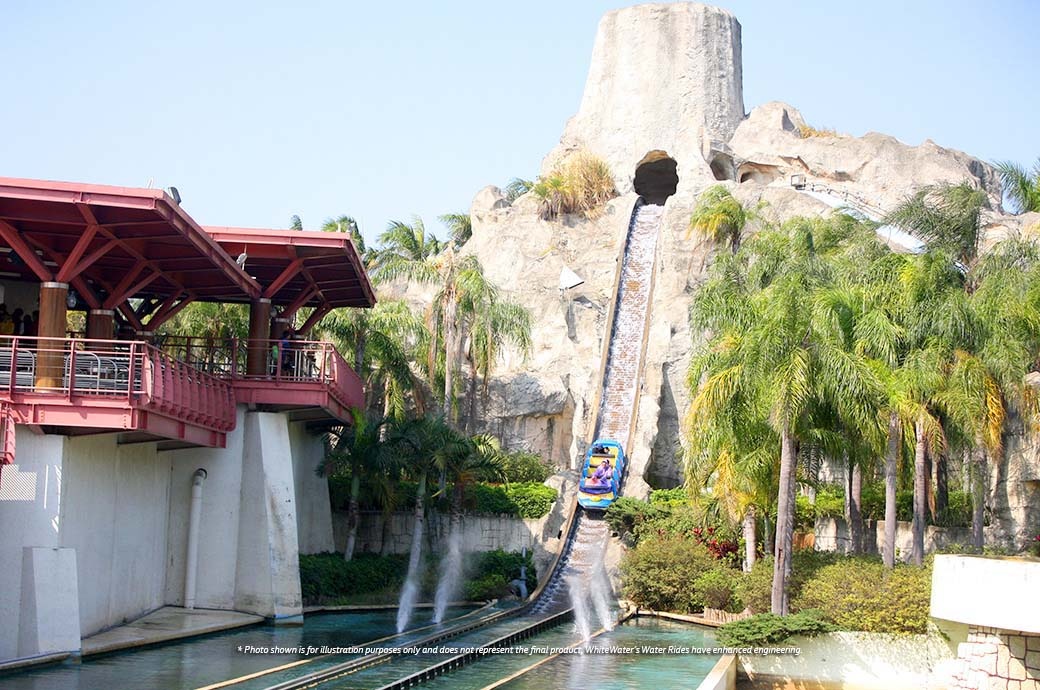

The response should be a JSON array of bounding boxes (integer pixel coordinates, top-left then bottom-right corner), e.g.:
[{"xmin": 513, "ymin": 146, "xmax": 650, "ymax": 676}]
[
  {"xmin": 66, "ymin": 291, "xmax": 79, "ymax": 309},
  {"xmin": 236, "ymin": 251, "xmax": 248, "ymax": 270},
  {"xmin": 168, "ymin": 187, "xmax": 182, "ymax": 204}
]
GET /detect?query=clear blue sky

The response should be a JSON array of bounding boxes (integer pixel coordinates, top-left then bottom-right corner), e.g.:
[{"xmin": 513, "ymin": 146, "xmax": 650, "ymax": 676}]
[{"xmin": 2, "ymin": 1, "xmax": 1036, "ymax": 246}]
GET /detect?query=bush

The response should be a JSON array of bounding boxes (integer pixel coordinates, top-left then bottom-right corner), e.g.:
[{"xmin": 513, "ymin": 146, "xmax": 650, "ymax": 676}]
[
  {"xmin": 620, "ymin": 535, "xmax": 718, "ymax": 613},
  {"xmin": 649, "ymin": 487, "xmax": 689, "ymax": 507},
  {"xmin": 468, "ymin": 483, "xmax": 516, "ymax": 515},
  {"xmin": 534, "ymin": 151, "xmax": 617, "ymax": 220},
  {"xmin": 694, "ymin": 567, "xmax": 744, "ymax": 612},
  {"xmin": 299, "ymin": 553, "xmax": 408, "ymax": 604},
  {"xmin": 937, "ymin": 490, "xmax": 972, "ymax": 528},
  {"xmin": 861, "ymin": 484, "xmax": 914, "ymax": 522},
  {"xmin": 465, "ymin": 573, "xmax": 510, "ymax": 600},
  {"xmin": 604, "ymin": 496, "xmax": 666, "ymax": 539},
  {"xmin": 814, "ymin": 486, "xmax": 845, "ymax": 520},
  {"xmin": 794, "ymin": 558, "xmax": 931, "ymax": 634},
  {"xmin": 497, "ymin": 450, "xmax": 554, "ymax": 484},
  {"xmin": 737, "ymin": 558, "xmax": 775, "ymax": 614},
  {"xmin": 505, "ymin": 483, "xmax": 557, "ymax": 519},
  {"xmin": 716, "ymin": 610, "xmax": 836, "ymax": 646}
]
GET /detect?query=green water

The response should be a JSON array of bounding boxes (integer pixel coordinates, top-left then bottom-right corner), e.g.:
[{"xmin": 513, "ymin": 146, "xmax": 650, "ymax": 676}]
[
  {"xmin": 0, "ymin": 607, "xmax": 475, "ymax": 690},
  {"xmin": 417, "ymin": 617, "xmax": 719, "ymax": 690}
]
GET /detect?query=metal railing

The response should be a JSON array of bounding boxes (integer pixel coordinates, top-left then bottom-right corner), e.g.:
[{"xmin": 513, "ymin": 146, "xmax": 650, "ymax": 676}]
[
  {"xmin": 0, "ymin": 336, "xmax": 236, "ymax": 431},
  {"xmin": 158, "ymin": 335, "xmax": 362, "ymax": 409}
]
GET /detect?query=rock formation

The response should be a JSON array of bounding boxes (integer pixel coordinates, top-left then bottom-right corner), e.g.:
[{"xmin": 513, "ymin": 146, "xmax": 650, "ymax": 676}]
[{"xmin": 389, "ymin": 3, "xmax": 1039, "ymax": 548}]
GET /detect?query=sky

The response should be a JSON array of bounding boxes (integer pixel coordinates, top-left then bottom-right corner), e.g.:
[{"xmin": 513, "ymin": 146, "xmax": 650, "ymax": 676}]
[{"xmin": 1, "ymin": 1, "xmax": 1037, "ymax": 247}]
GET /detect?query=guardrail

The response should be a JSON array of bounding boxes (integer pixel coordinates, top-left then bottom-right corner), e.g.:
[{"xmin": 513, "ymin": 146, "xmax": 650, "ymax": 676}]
[
  {"xmin": 0, "ymin": 336, "xmax": 236, "ymax": 431},
  {"xmin": 159, "ymin": 335, "xmax": 362, "ymax": 410}
]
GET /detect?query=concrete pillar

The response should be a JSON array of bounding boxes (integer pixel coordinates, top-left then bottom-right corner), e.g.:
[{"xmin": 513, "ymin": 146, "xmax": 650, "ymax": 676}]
[
  {"xmin": 234, "ymin": 412, "xmax": 303, "ymax": 622},
  {"xmin": 18, "ymin": 548, "xmax": 81, "ymax": 659},
  {"xmin": 36, "ymin": 282, "xmax": 68, "ymax": 389},
  {"xmin": 246, "ymin": 298, "xmax": 272, "ymax": 377},
  {"xmin": 85, "ymin": 309, "xmax": 115, "ymax": 340}
]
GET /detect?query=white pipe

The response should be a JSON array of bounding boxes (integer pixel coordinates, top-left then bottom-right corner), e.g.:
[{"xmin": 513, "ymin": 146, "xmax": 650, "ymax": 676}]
[{"xmin": 184, "ymin": 468, "xmax": 207, "ymax": 609}]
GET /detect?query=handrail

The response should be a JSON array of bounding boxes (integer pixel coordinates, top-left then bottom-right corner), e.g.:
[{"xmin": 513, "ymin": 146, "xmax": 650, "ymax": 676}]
[{"xmin": 0, "ymin": 335, "xmax": 235, "ymax": 431}]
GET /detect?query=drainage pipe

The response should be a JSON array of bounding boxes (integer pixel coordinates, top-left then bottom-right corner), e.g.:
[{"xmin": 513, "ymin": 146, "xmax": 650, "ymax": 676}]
[{"xmin": 184, "ymin": 468, "xmax": 208, "ymax": 609}]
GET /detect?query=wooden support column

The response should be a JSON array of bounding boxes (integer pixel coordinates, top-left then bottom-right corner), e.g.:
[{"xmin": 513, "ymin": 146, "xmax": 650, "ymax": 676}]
[
  {"xmin": 86, "ymin": 309, "xmax": 115, "ymax": 340},
  {"xmin": 270, "ymin": 315, "xmax": 291, "ymax": 341},
  {"xmin": 36, "ymin": 282, "xmax": 68, "ymax": 389},
  {"xmin": 246, "ymin": 298, "xmax": 272, "ymax": 376}
]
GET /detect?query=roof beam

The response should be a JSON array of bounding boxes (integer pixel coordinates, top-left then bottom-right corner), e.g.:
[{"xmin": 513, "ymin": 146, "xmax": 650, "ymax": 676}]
[
  {"xmin": 0, "ymin": 219, "xmax": 53, "ymax": 281},
  {"xmin": 280, "ymin": 286, "xmax": 319, "ymax": 320},
  {"xmin": 146, "ymin": 293, "xmax": 194, "ymax": 330},
  {"xmin": 298, "ymin": 302, "xmax": 332, "ymax": 335},
  {"xmin": 55, "ymin": 225, "xmax": 99, "ymax": 282},
  {"xmin": 103, "ymin": 267, "xmax": 161, "ymax": 309},
  {"xmin": 261, "ymin": 257, "xmax": 306, "ymax": 299}
]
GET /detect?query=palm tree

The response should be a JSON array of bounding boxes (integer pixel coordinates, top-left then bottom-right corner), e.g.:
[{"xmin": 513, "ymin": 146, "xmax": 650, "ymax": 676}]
[
  {"xmin": 290, "ymin": 215, "xmax": 303, "ymax": 231},
  {"xmin": 688, "ymin": 218, "xmax": 881, "ymax": 613},
  {"xmin": 688, "ymin": 185, "xmax": 749, "ymax": 254},
  {"xmin": 504, "ymin": 178, "xmax": 534, "ymax": 203},
  {"xmin": 321, "ymin": 215, "xmax": 378, "ymax": 269},
  {"xmin": 439, "ymin": 213, "xmax": 473, "ymax": 249},
  {"xmin": 318, "ymin": 410, "xmax": 389, "ymax": 561},
  {"xmin": 995, "ymin": 159, "xmax": 1040, "ymax": 214},
  {"xmin": 463, "ymin": 299, "xmax": 533, "ymax": 429},
  {"xmin": 373, "ymin": 217, "xmax": 444, "ymax": 281}
]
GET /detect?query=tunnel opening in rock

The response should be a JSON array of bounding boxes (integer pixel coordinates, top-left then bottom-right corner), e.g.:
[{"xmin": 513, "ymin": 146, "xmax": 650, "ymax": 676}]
[
  {"xmin": 736, "ymin": 162, "xmax": 781, "ymax": 185},
  {"xmin": 634, "ymin": 151, "xmax": 678, "ymax": 205},
  {"xmin": 709, "ymin": 153, "xmax": 736, "ymax": 182}
]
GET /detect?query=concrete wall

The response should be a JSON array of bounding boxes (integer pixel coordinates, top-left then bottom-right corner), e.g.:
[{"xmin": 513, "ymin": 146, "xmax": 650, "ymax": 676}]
[
  {"xmin": 288, "ymin": 421, "xmax": 335, "ymax": 555},
  {"xmin": 814, "ymin": 517, "xmax": 973, "ymax": 561},
  {"xmin": 165, "ymin": 407, "xmax": 247, "ymax": 610},
  {"xmin": 0, "ymin": 430, "xmax": 69, "ymax": 661},
  {"xmin": 59, "ymin": 435, "xmax": 171, "ymax": 638},
  {"xmin": 737, "ymin": 631, "xmax": 953, "ymax": 690},
  {"xmin": 931, "ymin": 555, "xmax": 1040, "ymax": 634}
]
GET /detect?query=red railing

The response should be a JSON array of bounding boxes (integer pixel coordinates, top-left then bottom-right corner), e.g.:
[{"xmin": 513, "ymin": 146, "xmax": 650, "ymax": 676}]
[
  {"xmin": 0, "ymin": 336, "xmax": 236, "ymax": 431},
  {"xmin": 158, "ymin": 335, "xmax": 363, "ymax": 411}
]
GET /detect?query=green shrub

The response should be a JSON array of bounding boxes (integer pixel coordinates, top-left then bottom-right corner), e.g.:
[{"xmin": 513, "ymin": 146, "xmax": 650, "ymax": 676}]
[
  {"xmin": 795, "ymin": 494, "xmax": 815, "ymax": 530},
  {"xmin": 497, "ymin": 450, "xmax": 554, "ymax": 483},
  {"xmin": 794, "ymin": 558, "xmax": 931, "ymax": 634},
  {"xmin": 649, "ymin": 487, "xmax": 689, "ymax": 507},
  {"xmin": 716, "ymin": 610, "xmax": 836, "ymax": 646},
  {"xmin": 937, "ymin": 490, "xmax": 972, "ymax": 528},
  {"xmin": 604, "ymin": 497, "xmax": 666, "ymax": 539},
  {"xmin": 694, "ymin": 567, "xmax": 744, "ymax": 612},
  {"xmin": 620, "ymin": 535, "xmax": 718, "ymax": 613},
  {"xmin": 464, "ymin": 573, "xmax": 510, "ymax": 600},
  {"xmin": 505, "ymin": 483, "xmax": 557, "ymax": 519},
  {"xmin": 861, "ymin": 484, "xmax": 914, "ymax": 522},
  {"xmin": 468, "ymin": 483, "xmax": 516, "ymax": 515},
  {"xmin": 814, "ymin": 486, "xmax": 845, "ymax": 520},
  {"xmin": 467, "ymin": 549, "xmax": 536, "ymax": 594},
  {"xmin": 737, "ymin": 558, "xmax": 775, "ymax": 614},
  {"xmin": 299, "ymin": 553, "xmax": 408, "ymax": 604}
]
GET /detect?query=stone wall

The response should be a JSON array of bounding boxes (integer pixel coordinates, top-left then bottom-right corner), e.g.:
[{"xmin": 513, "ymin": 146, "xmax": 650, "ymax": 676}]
[
  {"xmin": 814, "ymin": 516, "xmax": 973, "ymax": 560},
  {"xmin": 332, "ymin": 509, "xmax": 564, "ymax": 580},
  {"xmin": 946, "ymin": 626, "xmax": 1040, "ymax": 690}
]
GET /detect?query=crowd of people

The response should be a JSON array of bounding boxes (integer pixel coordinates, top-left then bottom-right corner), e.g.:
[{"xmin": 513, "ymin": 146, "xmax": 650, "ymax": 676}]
[{"xmin": 0, "ymin": 304, "xmax": 37, "ymax": 337}]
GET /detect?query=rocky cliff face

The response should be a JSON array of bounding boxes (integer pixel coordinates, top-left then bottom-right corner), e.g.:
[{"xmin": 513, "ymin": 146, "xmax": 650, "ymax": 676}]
[{"xmin": 388, "ymin": 3, "xmax": 1038, "ymax": 545}]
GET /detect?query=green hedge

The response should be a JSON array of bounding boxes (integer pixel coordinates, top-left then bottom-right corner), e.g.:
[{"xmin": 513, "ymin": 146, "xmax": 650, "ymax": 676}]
[
  {"xmin": 717, "ymin": 610, "xmax": 836, "ymax": 647},
  {"xmin": 497, "ymin": 450, "xmax": 554, "ymax": 483},
  {"xmin": 300, "ymin": 548, "xmax": 537, "ymax": 605},
  {"xmin": 619, "ymin": 535, "xmax": 720, "ymax": 613},
  {"xmin": 329, "ymin": 480, "xmax": 557, "ymax": 520},
  {"xmin": 506, "ymin": 483, "xmax": 557, "ymax": 519}
]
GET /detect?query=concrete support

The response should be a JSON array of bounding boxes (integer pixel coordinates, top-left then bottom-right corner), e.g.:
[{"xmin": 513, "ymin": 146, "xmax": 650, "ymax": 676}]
[
  {"xmin": 18, "ymin": 547, "xmax": 81, "ymax": 659},
  {"xmin": 183, "ymin": 468, "xmax": 207, "ymax": 610},
  {"xmin": 289, "ymin": 421, "xmax": 335, "ymax": 554},
  {"xmin": 85, "ymin": 309, "xmax": 114, "ymax": 340},
  {"xmin": 36, "ymin": 281, "xmax": 68, "ymax": 388},
  {"xmin": 246, "ymin": 298, "xmax": 272, "ymax": 376},
  {"xmin": 234, "ymin": 412, "xmax": 303, "ymax": 621}
]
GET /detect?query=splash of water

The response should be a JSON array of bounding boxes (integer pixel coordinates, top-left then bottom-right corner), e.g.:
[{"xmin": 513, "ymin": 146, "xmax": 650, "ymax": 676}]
[
  {"xmin": 590, "ymin": 557, "xmax": 615, "ymax": 633},
  {"xmin": 432, "ymin": 524, "xmax": 462, "ymax": 623},
  {"xmin": 568, "ymin": 574, "xmax": 592, "ymax": 642},
  {"xmin": 396, "ymin": 516, "xmax": 426, "ymax": 633}
]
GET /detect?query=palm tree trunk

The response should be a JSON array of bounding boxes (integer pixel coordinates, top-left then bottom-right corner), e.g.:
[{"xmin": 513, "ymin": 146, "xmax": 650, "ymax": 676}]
[
  {"xmin": 911, "ymin": 415, "xmax": 927, "ymax": 566},
  {"xmin": 379, "ymin": 510, "xmax": 393, "ymax": 556},
  {"xmin": 884, "ymin": 412, "xmax": 899, "ymax": 569},
  {"xmin": 771, "ymin": 426, "xmax": 797, "ymax": 615},
  {"xmin": 935, "ymin": 451, "xmax": 949, "ymax": 521},
  {"xmin": 849, "ymin": 462, "xmax": 863, "ymax": 554},
  {"xmin": 443, "ymin": 296, "xmax": 459, "ymax": 423},
  {"xmin": 344, "ymin": 473, "xmax": 361, "ymax": 561},
  {"xmin": 743, "ymin": 506, "xmax": 757, "ymax": 573},
  {"xmin": 972, "ymin": 449, "xmax": 987, "ymax": 549}
]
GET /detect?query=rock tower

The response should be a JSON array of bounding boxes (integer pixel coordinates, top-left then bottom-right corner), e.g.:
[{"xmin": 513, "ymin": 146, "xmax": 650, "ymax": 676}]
[{"xmin": 544, "ymin": 3, "xmax": 745, "ymax": 197}]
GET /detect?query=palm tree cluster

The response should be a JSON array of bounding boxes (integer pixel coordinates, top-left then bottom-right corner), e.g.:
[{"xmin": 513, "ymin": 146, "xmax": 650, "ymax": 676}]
[{"xmin": 685, "ymin": 182, "xmax": 1040, "ymax": 615}]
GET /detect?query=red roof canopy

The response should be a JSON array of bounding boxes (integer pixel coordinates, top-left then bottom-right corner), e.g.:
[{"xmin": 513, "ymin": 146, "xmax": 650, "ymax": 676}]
[
  {"xmin": 0, "ymin": 177, "xmax": 260, "ymax": 308},
  {"xmin": 204, "ymin": 226, "xmax": 376, "ymax": 309}
]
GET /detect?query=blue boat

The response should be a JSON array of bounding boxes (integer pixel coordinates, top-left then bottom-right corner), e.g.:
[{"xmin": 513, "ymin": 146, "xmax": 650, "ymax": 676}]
[{"xmin": 577, "ymin": 439, "xmax": 625, "ymax": 510}]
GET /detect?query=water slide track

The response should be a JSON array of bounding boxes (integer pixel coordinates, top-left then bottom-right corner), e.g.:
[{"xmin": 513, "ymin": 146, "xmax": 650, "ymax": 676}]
[{"xmin": 260, "ymin": 200, "xmax": 666, "ymax": 690}]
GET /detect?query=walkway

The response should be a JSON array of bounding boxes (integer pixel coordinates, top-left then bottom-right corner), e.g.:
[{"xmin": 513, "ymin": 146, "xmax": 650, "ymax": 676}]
[{"xmin": 81, "ymin": 607, "xmax": 263, "ymax": 656}]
